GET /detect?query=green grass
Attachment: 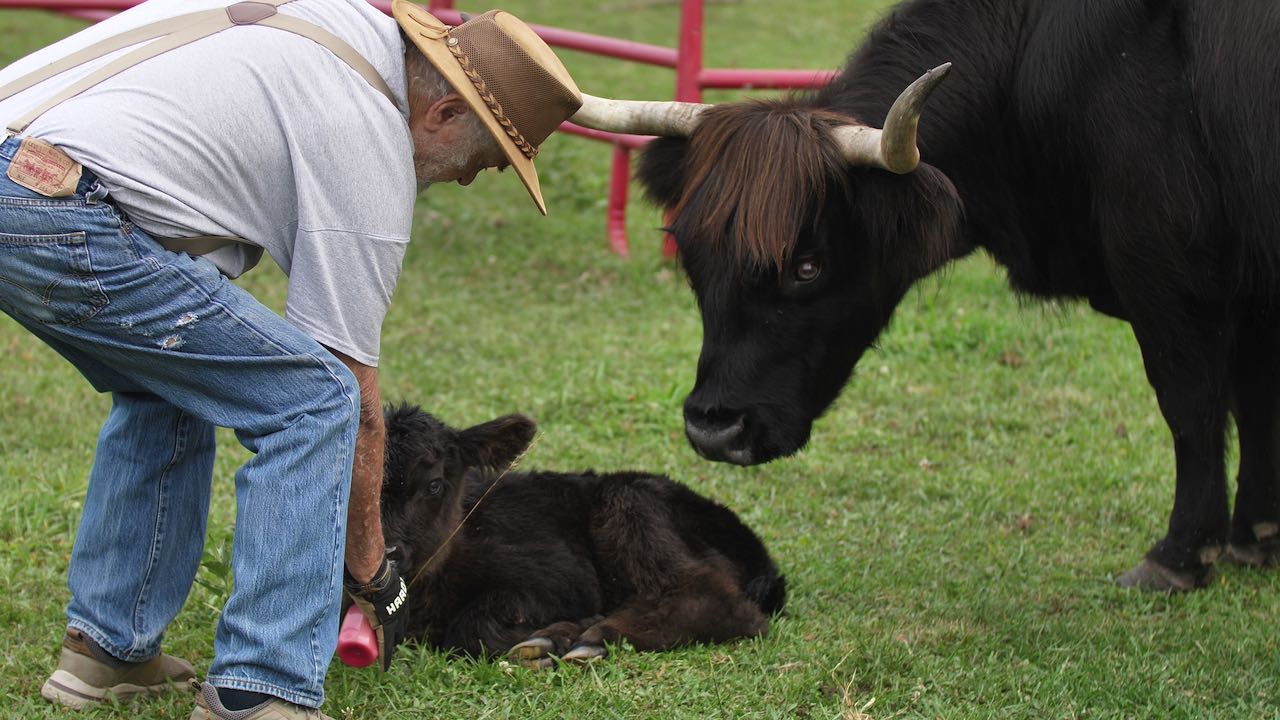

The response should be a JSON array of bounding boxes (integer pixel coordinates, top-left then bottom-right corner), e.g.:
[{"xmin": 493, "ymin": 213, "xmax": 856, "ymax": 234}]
[{"xmin": 3, "ymin": 2, "xmax": 1280, "ymax": 719}]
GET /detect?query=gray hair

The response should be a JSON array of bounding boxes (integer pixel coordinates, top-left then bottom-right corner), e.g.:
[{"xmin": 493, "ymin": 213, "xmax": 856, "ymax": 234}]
[
  {"xmin": 403, "ymin": 40, "xmax": 491, "ymax": 151},
  {"xmin": 403, "ymin": 39, "xmax": 500, "ymax": 186},
  {"xmin": 404, "ymin": 41, "xmax": 456, "ymax": 110}
]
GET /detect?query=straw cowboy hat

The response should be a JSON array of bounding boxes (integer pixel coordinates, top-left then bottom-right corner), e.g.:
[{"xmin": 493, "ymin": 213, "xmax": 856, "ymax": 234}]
[{"xmin": 393, "ymin": 2, "xmax": 583, "ymax": 214}]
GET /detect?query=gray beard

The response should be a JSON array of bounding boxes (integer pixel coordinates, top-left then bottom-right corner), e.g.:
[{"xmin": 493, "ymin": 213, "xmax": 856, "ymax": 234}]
[{"xmin": 414, "ymin": 119, "xmax": 494, "ymax": 188}]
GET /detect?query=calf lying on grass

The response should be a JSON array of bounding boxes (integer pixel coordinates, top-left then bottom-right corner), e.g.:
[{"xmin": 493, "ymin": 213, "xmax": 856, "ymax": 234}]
[{"xmin": 380, "ymin": 404, "xmax": 787, "ymax": 666}]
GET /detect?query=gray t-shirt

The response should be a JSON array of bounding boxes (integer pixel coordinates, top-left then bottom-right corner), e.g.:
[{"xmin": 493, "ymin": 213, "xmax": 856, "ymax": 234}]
[{"xmin": 0, "ymin": 0, "xmax": 415, "ymax": 366}]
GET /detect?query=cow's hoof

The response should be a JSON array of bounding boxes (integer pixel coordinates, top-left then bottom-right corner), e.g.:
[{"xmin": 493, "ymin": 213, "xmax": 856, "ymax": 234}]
[
  {"xmin": 1116, "ymin": 558, "xmax": 1216, "ymax": 592},
  {"xmin": 508, "ymin": 637, "xmax": 555, "ymax": 661},
  {"xmin": 1225, "ymin": 538, "xmax": 1280, "ymax": 567},
  {"xmin": 562, "ymin": 644, "xmax": 607, "ymax": 663},
  {"xmin": 508, "ymin": 638, "xmax": 560, "ymax": 670}
]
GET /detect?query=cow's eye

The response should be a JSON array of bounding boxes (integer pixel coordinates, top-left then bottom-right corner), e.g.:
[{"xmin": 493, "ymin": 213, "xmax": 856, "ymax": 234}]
[
  {"xmin": 794, "ymin": 259, "xmax": 821, "ymax": 283},
  {"xmin": 428, "ymin": 479, "xmax": 444, "ymax": 496}
]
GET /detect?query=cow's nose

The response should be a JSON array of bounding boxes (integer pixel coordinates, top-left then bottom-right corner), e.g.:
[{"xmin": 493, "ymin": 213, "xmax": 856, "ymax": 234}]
[{"xmin": 684, "ymin": 404, "xmax": 753, "ymax": 465}]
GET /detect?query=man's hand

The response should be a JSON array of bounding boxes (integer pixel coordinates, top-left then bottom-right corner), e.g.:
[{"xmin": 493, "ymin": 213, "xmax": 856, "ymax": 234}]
[{"xmin": 344, "ymin": 557, "xmax": 409, "ymax": 671}]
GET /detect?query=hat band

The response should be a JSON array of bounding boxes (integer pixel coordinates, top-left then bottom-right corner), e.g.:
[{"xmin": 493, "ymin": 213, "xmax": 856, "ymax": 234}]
[{"xmin": 445, "ymin": 35, "xmax": 539, "ymax": 160}]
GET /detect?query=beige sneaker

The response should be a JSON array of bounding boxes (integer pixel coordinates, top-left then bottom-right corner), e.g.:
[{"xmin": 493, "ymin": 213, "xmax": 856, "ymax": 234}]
[
  {"xmin": 189, "ymin": 681, "xmax": 334, "ymax": 720},
  {"xmin": 41, "ymin": 627, "xmax": 196, "ymax": 709}
]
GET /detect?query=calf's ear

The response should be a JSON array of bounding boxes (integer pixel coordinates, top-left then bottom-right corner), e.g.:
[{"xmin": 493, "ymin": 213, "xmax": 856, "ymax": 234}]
[{"xmin": 457, "ymin": 414, "xmax": 537, "ymax": 471}]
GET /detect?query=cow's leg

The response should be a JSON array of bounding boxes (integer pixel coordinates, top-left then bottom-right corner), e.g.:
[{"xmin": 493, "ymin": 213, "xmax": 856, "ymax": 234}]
[
  {"xmin": 562, "ymin": 567, "xmax": 770, "ymax": 662},
  {"xmin": 435, "ymin": 595, "xmax": 561, "ymax": 659},
  {"xmin": 507, "ymin": 616, "xmax": 603, "ymax": 669},
  {"xmin": 1083, "ymin": 114, "xmax": 1236, "ymax": 590},
  {"xmin": 1115, "ymin": 320, "xmax": 1230, "ymax": 591},
  {"xmin": 510, "ymin": 477, "xmax": 773, "ymax": 661},
  {"xmin": 1226, "ymin": 319, "xmax": 1280, "ymax": 565}
]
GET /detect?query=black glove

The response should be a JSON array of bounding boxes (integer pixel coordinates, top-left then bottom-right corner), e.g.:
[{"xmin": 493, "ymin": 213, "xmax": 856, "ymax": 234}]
[{"xmin": 344, "ymin": 557, "xmax": 409, "ymax": 671}]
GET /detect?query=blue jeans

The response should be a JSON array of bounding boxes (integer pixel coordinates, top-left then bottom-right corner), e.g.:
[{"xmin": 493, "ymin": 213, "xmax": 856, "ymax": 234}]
[{"xmin": 0, "ymin": 136, "xmax": 359, "ymax": 708}]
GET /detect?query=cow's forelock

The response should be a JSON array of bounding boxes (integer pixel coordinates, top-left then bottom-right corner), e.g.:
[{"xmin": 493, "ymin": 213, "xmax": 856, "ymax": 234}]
[{"xmin": 668, "ymin": 102, "xmax": 855, "ymax": 275}]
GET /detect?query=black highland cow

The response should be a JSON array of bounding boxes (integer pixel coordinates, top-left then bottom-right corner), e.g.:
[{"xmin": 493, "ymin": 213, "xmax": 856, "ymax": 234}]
[
  {"xmin": 379, "ymin": 404, "xmax": 786, "ymax": 664},
  {"xmin": 567, "ymin": 0, "xmax": 1280, "ymax": 591}
]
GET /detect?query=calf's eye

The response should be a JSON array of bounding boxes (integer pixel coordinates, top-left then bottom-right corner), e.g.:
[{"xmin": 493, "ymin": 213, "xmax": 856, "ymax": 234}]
[
  {"xmin": 428, "ymin": 479, "xmax": 444, "ymax": 496},
  {"xmin": 794, "ymin": 259, "xmax": 821, "ymax": 283}
]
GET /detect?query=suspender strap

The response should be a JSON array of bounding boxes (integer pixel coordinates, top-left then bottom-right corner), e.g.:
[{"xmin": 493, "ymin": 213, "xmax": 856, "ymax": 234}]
[
  {"xmin": 256, "ymin": 13, "xmax": 395, "ymax": 104},
  {"xmin": 2, "ymin": 0, "xmax": 396, "ymax": 134},
  {"xmin": 5, "ymin": 12, "xmax": 260, "ymax": 134},
  {"xmin": 0, "ymin": 7, "xmax": 244, "ymax": 107}
]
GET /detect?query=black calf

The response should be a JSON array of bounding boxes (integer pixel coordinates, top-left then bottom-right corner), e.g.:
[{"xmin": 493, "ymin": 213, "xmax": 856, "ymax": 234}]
[{"xmin": 379, "ymin": 404, "xmax": 787, "ymax": 664}]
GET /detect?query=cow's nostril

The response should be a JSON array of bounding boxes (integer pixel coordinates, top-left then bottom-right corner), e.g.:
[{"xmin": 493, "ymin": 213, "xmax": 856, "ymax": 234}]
[
  {"xmin": 684, "ymin": 405, "xmax": 748, "ymax": 462},
  {"xmin": 684, "ymin": 404, "xmax": 742, "ymax": 431}
]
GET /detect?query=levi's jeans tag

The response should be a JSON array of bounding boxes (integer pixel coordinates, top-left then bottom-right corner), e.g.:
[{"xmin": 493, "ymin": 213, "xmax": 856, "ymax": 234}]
[{"xmin": 6, "ymin": 137, "xmax": 81, "ymax": 197}]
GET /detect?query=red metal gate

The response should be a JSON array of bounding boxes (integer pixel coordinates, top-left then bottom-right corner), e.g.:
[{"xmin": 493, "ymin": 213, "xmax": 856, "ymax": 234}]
[{"xmin": 0, "ymin": 0, "xmax": 836, "ymax": 255}]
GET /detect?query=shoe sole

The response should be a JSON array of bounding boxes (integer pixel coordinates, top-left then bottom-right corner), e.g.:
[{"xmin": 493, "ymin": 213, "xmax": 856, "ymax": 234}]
[{"xmin": 40, "ymin": 669, "xmax": 172, "ymax": 709}]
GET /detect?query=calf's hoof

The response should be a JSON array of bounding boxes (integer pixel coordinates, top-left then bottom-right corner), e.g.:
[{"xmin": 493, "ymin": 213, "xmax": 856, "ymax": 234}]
[
  {"xmin": 509, "ymin": 637, "xmax": 555, "ymax": 660},
  {"xmin": 508, "ymin": 637, "xmax": 557, "ymax": 670},
  {"xmin": 1116, "ymin": 558, "xmax": 1216, "ymax": 592},
  {"xmin": 562, "ymin": 644, "xmax": 607, "ymax": 663}
]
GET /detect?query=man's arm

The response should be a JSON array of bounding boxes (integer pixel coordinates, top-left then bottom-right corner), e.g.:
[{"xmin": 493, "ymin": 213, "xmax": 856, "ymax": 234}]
[
  {"xmin": 326, "ymin": 346, "xmax": 409, "ymax": 670},
  {"xmin": 325, "ymin": 345, "xmax": 385, "ymax": 584}
]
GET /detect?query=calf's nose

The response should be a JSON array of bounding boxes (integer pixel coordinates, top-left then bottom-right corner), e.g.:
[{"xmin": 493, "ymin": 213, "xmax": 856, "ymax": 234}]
[{"xmin": 683, "ymin": 404, "xmax": 753, "ymax": 465}]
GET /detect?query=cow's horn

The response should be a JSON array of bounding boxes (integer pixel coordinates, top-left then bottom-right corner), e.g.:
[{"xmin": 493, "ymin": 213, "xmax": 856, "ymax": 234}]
[
  {"xmin": 571, "ymin": 94, "xmax": 710, "ymax": 137},
  {"xmin": 833, "ymin": 63, "xmax": 952, "ymax": 173}
]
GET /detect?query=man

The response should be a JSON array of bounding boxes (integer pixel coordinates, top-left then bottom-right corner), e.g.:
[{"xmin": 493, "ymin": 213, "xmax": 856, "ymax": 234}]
[{"xmin": 0, "ymin": 0, "xmax": 583, "ymax": 717}]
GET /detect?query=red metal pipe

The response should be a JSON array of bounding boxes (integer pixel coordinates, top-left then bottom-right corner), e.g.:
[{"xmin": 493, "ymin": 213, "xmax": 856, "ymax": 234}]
[
  {"xmin": 0, "ymin": 0, "xmax": 837, "ymax": 258},
  {"xmin": 0, "ymin": 0, "xmax": 132, "ymax": 8},
  {"xmin": 659, "ymin": 212, "xmax": 677, "ymax": 258},
  {"xmin": 661, "ymin": 0, "xmax": 706, "ymax": 257},
  {"xmin": 606, "ymin": 144, "xmax": 631, "ymax": 258},
  {"xmin": 367, "ymin": 1, "xmax": 679, "ymax": 68},
  {"xmin": 699, "ymin": 67, "xmax": 838, "ymax": 90},
  {"xmin": 526, "ymin": 24, "xmax": 677, "ymax": 68},
  {"xmin": 559, "ymin": 122, "xmax": 651, "ymax": 151},
  {"xmin": 55, "ymin": 7, "xmax": 108, "ymax": 20},
  {"xmin": 674, "ymin": 0, "xmax": 702, "ymax": 103}
]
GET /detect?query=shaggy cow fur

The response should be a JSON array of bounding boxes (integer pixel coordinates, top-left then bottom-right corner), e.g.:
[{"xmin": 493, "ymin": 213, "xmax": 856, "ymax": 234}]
[
  {"xmin": 636, "ymin": 0, "xmax": 1280, "ymax": 591},
  {"xmin": 378, "ymin": 404, "xmax": 786, "ymax": 664}
]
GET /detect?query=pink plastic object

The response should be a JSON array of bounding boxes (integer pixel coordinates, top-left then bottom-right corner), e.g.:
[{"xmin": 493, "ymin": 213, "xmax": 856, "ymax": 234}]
[{"xmin": 336, "ymin": 605, "xmax": 378, "ymax": 668}]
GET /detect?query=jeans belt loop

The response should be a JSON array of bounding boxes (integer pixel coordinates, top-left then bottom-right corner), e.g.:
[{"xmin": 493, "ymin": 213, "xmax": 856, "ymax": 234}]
[{"xmin": 86, "ymin": 181, "xmax": 108, "ymax": 205}]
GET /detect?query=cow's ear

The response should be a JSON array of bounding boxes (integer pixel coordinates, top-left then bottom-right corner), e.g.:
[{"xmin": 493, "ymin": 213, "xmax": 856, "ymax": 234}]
[
  {"xmin": 636, "ymin": 137, "xmax": 690, "ymax": 209},
  {"xmin": 854, "ymin": 162, "xmax": 964, "ymax": 279},
  {"xmin": 456, "ymin": 414, "xmax": 537, "ymax": 471}
]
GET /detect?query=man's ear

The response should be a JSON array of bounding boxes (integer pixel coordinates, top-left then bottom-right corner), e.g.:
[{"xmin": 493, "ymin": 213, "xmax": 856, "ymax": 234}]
[{"xmin": 420, "ymin": 94, "xmax": 472, "ymax": 132}]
